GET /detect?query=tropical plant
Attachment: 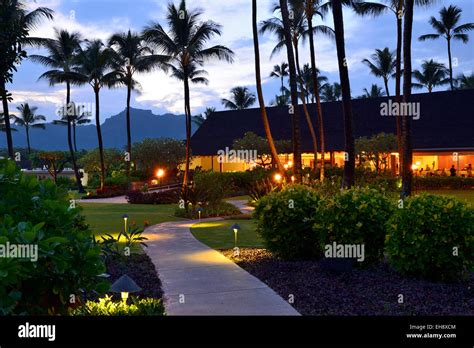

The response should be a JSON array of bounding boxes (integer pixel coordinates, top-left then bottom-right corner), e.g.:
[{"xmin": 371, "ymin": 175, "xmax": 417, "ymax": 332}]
[
  {"xmin": 78, "ymin": 148, "xmax": 123, "ymax": 179},
  {"xmin": 320, "ymin": 82, "xmax": 341, "ymax": 101},
  {"xmin": 13, "ymin": 103, "xmax": 46, "ymax": 153},
  {"xmin": 300, "ymin": 63, "xmax": 328, "ymax": 103},
  {"xmin": 0, "ymin": 113, "xmax": 17, "ymax": 133},
  {"xmin": 29, "ymin": 29, "xmax": 85, "ymax": 193},
  {"xmin": 70, "ymin": 295, "xmax": 165, "ymax": 316},
  {"xmin": 73, "ymin": 40, "xmax": 120, "ymax": 190},
  {"xmin": 418, "ymin": 5, "xmax": 474, "ymax": 90},
  {"xmin": 53, "ymin": 110, "xmax": 92, "ymax": 152},
  {"xmin": 142, "ymin": 0, "xmax": 234, "ymax": 188},
  {"xmin": 359, "ymin": 84, "xmax": 386, "ymax": 98},
  {"xmin": 270, "ymin": 62, "xmax": 289, "ymax": 99},
  {"xmin": 221, "ymin": 86, "xmax": 256, "ymax": 110},
  {"xmin": 456, "ymin": 72, "xmax": 474, "ymax": 90},
  {"xmin": 362, "ymin": 47, "xmax": 396, "ymax": 96},
  {"xmin": 412, "ymin": 59, "xmax": 449, "ymax": 92},
  {"xmin": 108, "ymin": 30, "xmax": 168, "ymax": 177}
]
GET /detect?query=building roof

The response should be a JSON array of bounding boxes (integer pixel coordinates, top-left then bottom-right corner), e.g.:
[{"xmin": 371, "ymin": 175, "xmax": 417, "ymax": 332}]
[{"xmin": 191, "ymin": 89, "xmax": 474, "ymax": 156}]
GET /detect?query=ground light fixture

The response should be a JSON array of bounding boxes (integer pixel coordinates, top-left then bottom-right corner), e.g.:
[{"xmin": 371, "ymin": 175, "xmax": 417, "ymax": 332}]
[
  {"xmin": 122, "ymin": 214, "xmax": 129, "ymax": 234},
  {"xmin": 231, "ymin": 223, "xmax": 241, "ymax": 248},
  {"xmin": 196, "ymin": 207, "xmax": 203, "ymax": 221},
  {"xmin": 110, "ymin": 274, "xmax": 142, "ymax": 304}
]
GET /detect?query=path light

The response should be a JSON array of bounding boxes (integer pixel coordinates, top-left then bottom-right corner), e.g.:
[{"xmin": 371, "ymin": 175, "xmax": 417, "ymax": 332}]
[
  {"xmin": 231, "ymin": 223, "xmax": 241, "ymax": 248},
  {"xmin": 274, "ymin": 173, "xmax": 282, "ymax": 183},
  {"xmin": 122, "ymin": 214, "xmax": 129, "ymax": 234},
  {"xmin": 110, "ymin": 274, "xmax": 141, "ymax": 304},
  {"xmin": 196, "ymin": 207, "xmax": 203, "ymax": 221}
]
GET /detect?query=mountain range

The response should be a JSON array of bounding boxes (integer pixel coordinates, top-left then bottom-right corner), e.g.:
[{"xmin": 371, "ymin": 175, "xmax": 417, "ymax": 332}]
[{"xmin": 0, "ymin": 108, "xmax": 196, "ymax": 151}]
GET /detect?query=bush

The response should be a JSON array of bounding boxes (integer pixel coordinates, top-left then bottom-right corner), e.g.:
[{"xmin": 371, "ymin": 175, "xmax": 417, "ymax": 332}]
[
  {"xmin": 126, "ymin": 189, "xmax": 180, "ymax": 205},
  {"xmin": 315, "ymin": 187, "xmax": 394, "ymax": 265},
  {"xmin": 174, "ymin": 201, "xmax": 241, "ymax": 219},
  {"xmin": 253, "ymin": 185, "xmax": 324, "ymax": 259},
  {"xmin": 0, "ymin": 159, "xmax": 108, "ymax": 315},
  {"xmin": 70, "ymin": 295, "xmax": 165, "ymax": 316},
  {"xmin": 386, "ymin": 194, "xmax": 474, "ymax": 282},
  {"xmin": 55, "ymin": 176, "xmax": 76, "ymax": 189},
  {"xmin": 83, "ymin": 185, "xmax": 127, "ymax": 199}
]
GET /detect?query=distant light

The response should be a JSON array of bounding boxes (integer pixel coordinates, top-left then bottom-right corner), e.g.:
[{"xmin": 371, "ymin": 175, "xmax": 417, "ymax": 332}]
[
  {"xmin": 274, "ymin": 173, "xmax": 282, "ymax": 182},
  {"xmin": 156, "ymin": 169, "xmax": 165, "ymax": 178},
  {"xmin": 291, "ymin": 176, "xmax": 295, "ymax": 182},
  {"xmin": 284, "ymin": 164, "xmax": 289, "ymax": 170},
  {"xmin": 287, "ymin": 161, "xmax": 293, "ymax": 167}
]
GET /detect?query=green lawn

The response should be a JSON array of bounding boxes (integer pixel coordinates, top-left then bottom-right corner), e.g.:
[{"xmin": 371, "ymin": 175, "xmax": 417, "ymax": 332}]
[
  {"xmin": 79, "ymin": 203, "xmax": 182, "ymax": 237},
  {"xmin": 190, "ymin": 219, "xmax": 263, "ymax": 249},
  {"xmin": 419, "ymin": 190, "xmax": 474, "ymax": 206}
]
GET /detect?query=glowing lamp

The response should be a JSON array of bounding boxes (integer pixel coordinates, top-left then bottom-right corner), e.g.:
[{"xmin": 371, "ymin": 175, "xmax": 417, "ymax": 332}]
[
  {"xmin": 287, "ymin": 161, "xmax": 293, "ymax": 167},
  {"xmin": 156, "ymin": 169, "xmax": 165, "ymax": 178},
  {"xmin": 231, "ymin": 223, "xmax": 241, "ymax": 248},
  {"xmin": 110, "ymin": 274, "xmax": 141, "ymax": 304},
  {"xmin": 274, "ymin": 173, "xmax": 282, "ymax": 183}
]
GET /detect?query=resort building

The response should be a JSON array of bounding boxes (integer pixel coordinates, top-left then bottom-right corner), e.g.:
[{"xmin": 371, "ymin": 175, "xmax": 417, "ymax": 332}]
[{"xmin": 190, "ymin": 89, "xmax": 474, "ymax": 176}]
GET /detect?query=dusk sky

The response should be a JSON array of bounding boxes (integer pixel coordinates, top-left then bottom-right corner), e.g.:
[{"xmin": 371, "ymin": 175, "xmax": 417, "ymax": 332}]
[{"xmin": 10, "ymin": 0, "xmax": 474, "ymax": 123}]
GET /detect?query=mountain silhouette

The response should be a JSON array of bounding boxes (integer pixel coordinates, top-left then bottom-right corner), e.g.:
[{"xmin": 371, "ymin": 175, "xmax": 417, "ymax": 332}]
[{"xmin": 1, "ymin": 108, "xmax": 196, "ymax": 151}]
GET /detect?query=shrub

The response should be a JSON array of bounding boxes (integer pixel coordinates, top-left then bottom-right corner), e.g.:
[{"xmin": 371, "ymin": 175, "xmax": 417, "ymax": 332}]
[
  {"xmin": 0, "ymin": 159, "xmax": 108, "ymax": 315},
  {"xmin": 82, "ymin": 185, "xmax": 127, "ymax": 199},
  {"xmin": 193, "ymin": 171, "xmax": 233, "ymax": 204},
  {"xmin": 70, "ymin": 295, "xmax": 165, "ymax": 316},
  {"xmin": 55, "ymin": 176, "xmax": 76, "ymax": 189},
  {"xmin": 174, "ymin": 201, "xmax": 241, "ymax": 219},
  {"xmin": 126, "ymin": 189, "xmax": 180, "ymax": 205},
  {"xmin": 386, "ymin": 194, "xmax": 474, "ymax": 282},
  {"xmin": 253, "ymin": 185, "xmax": 324, "ymax": 259},
  {"xmin": 315, "ymin": 187, "xmax": 393, "ymax": 265}
]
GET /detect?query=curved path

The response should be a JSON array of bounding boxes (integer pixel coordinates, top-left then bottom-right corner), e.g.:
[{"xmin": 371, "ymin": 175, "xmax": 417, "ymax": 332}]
[{"xmin": 143, "ymin": 201, "xmax": 299, "ymax": 316}]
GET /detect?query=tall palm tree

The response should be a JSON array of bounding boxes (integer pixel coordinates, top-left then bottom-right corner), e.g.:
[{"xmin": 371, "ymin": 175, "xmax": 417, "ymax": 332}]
[
  {"xmin": 142, "ymin": 0, "xmax": 234, "ymax": 188},
  {"xmin": 53, "ymin": 110, "xmax": 91, "ymax": 151},
  {"xmin": 321, "ymin": 82, "xmax": 341, "ymax": 101},
  {"xmin": 73, "ymin": 40, "xmax": 120, "ymax": 190},
  {"xmin": 0, "ymin": 0, "xmax": 53, "ymax": 159},
  {"xmin": 0, "ymin": 114, "xmax": 17, "ymax": 133},
  {"xmin": 252, "ymin": 0, "xmax": 285, "ymax": 173},
  {"xmin": 221, "ymin": 87, "xmax": 256, "ymax": 110},
  {"xmin": 203, "ymin": 107, "xmax": 216, "ymax": 118},
  {"xmin": 13, "ymin": 103, "xmax": 46, "ymax": 153},
  {"xmin": 108, "ymin": 30, "xmax": 168, "ymax": 177},
  {"xmin": 360, "ymin": 84, "xmax": 386, "ymax": 98},
  {"xmin": 362, "ymin": 47, "xmax": 396, "ymax": 96},
  {"xmin": 300, "ymin": 64, "xmax": 328, "ymax": 103},
  {"xmin": 270, "ymin": 62, "xmax": 289, "ymax": 99},
  {"xmin": 412, "ymin": 59, "xmax": 449, "ymax": 92},
  {"xmin": 419, "ymin": 5, "xmax": 474, "ymax": 90},
  {"xmin": 29, "ymin": 29, "xmax": 85, "ymax": 192},
  {"xmin": 456, "ymin": 72, "xmax": 474, "ymax": 90}
]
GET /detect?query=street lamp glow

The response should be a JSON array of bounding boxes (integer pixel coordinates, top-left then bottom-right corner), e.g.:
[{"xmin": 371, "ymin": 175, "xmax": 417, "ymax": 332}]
[
  {"xmin": 156, "ymin": 169, "xmax": 165, "ymax": 178},
  {"xmin": 274, "ymin": 173, "xmax": 282, "ymax": 182},
  {"xmin": 287, "ymin": 161, "xmax": 293, "ymax": 167}
]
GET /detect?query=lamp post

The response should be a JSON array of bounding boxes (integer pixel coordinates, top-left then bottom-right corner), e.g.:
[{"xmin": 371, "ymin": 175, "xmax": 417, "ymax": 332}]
[
  {"xmin": 156, "ymin": 168, "xmax": 165, "ymax": 185},
  {"xmin": 196, "ymin": 207, "xmax": 203, "ymax": 221},
  {"xmin": 122, "ymin": 214, "xmax": 129, "ymax": 234},
  {"xmin": 110, "ymin": 274, "xmax": 142, "ymax": 304},
  {"xmin": 230, "ymin": 223, "xmax": 241, "ymax": 257}
]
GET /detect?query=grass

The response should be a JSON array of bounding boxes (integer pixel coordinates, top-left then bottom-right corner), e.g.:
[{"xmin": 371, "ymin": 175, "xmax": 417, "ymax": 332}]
[
  {"xmin": 190, "ymin": 219, "xmax": 263, "ymax": 250},
  {"xmin": 80, "ymin": 203, "xmax": 182, "ymax": 237},
  {"xmin": 418, "ymin": 189, "xmax": 474, "ymax": 206}
]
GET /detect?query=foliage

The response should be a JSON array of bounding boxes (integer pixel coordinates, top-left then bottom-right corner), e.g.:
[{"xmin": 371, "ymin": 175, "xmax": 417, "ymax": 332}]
[
  {"xmin": 253, "ymin": 185, "xmax": 324, "ymax": 260},
  {"xmin": 126, "ymin": 189, "xmax": 180, "ymax": 205},
  {"xmin": 355, "ymin": 133, "xmax": 397, "ymax": 173},
  {"xmin": 414, "ymin": 176, "xmax": 474, "ymax": 190},
  {"xmin": 248, "ymin": 178, "xmax": 278, "ymax": 201},
  {"xmin": 386, "ymin": 194, "xmax": 474, "ymax": 281},
  {"xmin": 78, "ymin": 148, "xmax": 124, "ymax": 177},
  {"xmin": 174, "ymin": 200, "xmax": 241, "ymax": 219},
  {"xmin": 83, "ymin": 185, "xmax": 127, "ymax": 199},
  {"xmin": 31, "ymin": 151, "xmax": 70, "ymax": 183},
  {"xmin": 94, "ymin": 224, "xmax": 148, "ymax": 259},
  {"xmin": 314, "ymin": 187, "xmax": 394, "ymax": 265},
  {"xmin": 221, "ymin": 86, "xmax": 256, "ymax": 110},
  {"xmin": 0, "ymin": 159, "xmax": 107, "ymax": 315},
  {"xmin": 132, "ymin": 138, "xmax": 186, "ymax": 178},
  {"xmin": 70, "ymin": 295, "xmax": 165, "ymax": 316}
]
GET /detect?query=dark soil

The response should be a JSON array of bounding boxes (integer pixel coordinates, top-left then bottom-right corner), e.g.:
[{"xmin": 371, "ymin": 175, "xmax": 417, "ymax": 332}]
[
  {"xmin": 106, "ymin": 254, "xmax": 163, "ymax": 300},
  {"xmin": 221, "ymin": 248, "xmax": 474, "ymax": 316}
]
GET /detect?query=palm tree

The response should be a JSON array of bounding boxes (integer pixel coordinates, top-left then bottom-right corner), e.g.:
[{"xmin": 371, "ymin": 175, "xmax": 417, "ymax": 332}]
[
  {"xmin": 362, "ymin": 47, "xmax": 396, "ymax": 96},
  {"xmin": 53, "ymin": 110, "xmax": 91, "ymax": 151},
  {"xmin": 13, "ymin": 103, "xmax": 46, "ymax": 153},
  {"xmin": 192, "ymin": 106, "xmax": 216, "ymax": 127},
  {"xmin": 412, "ymin": 59, "xmax": 449, "ymax": 92},
  {"xmin": 29, "ymin": 29, "xmax": 85, "ymax": 193},
  {"xmin": 360, "ymin": 84, "xmax": 386, "ymax": 98},
  {"xmin": 419, "ymin": 5, "xmax": 474, "ymax": 90},
  {"xmin": 300, "ymin": 64, "xmax": 328, "ymax": 103},
  {"xmin": 252, "ymin": 0, "xmax": 285, "ymax": 173},
  {"xmin": 321, "ymin": 82, "xmax": 341, "ymax": 101},
  {"xmin": 203, "ymin": 107, "xmax": 216, "ymax": 118},
  {"xmin": 456, "ymin": 73, "xmax": 474, "ymax": 90},
  {"xmin": 0, "ymin": 0, "xmax": 53, "ymax": 159},
  {"xmin": 142, "ymin": 0, "xmax": 234, "ymax": 188},
  {"xmin": 0, "ymin": 114, "xmax": 17, "ymax": 133},
  {"xmin": 73, "ymin": 40, "xmax": 120, "ymax": 190},
  {"xmin": 221, "ymin": 87, "xmax": 256, "ymax": 110},
  {"xmin": 270, "ymin": 62, "xmax": 289, "ymax": 99},
  {"xmin": 108, "ymin": 30, "xmax": 168, "ymax": 177}
]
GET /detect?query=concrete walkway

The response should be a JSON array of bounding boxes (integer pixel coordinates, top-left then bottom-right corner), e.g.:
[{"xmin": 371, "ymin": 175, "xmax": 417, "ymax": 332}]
[{"xmin": 144, "ymin": 216, "xmax": 299, "ymax": 316}]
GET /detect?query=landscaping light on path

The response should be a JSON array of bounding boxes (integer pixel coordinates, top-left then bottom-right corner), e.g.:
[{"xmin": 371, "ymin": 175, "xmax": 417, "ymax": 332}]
[
  {"xmin": 110, "ymin": 274, "xmax": 141, "ymax": 304},
  {"xmin": 122, "ymin": 214, "xmax": 129, "ymax": 234},
  {"xmin": 231, "ymin": 223, "xmax": 241, "ymax": 246},
  {"xmin": 196, "ymin": 207, "xmax": 203, "ymax": 221}
]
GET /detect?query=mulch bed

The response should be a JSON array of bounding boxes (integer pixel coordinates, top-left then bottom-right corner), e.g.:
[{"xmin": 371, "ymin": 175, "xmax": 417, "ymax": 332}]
[
  {"xmin": 106, "ymin": 254, "xmax": 163, "ymax": 300},
  {"xmin": 221, "ymin": 248, "xmax": 474, "ymax": 316}
]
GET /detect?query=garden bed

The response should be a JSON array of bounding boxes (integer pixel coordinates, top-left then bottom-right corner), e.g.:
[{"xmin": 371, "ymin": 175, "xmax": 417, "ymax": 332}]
[{"xmin": 221, "ymin": 248, "xmax": 474, "ymax": 316}]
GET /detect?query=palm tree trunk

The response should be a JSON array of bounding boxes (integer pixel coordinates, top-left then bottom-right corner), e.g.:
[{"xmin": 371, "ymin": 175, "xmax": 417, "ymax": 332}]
[
  {"xmin": 73, "ymin": 120, "xmax": 78, "ymax": 152},
  {"xmin": 295, "ymin": 44, "xmax": 318, "ymax": 172},
  {"xmin": 281, "ymin": 76, "xmax": 284, "ymax": 99},
  {"xmin": 66, "ymin": 82, "xmax": 85, "ymax": 193},
  {"xmin": 0, "ymin": 79, "xmax": 14, "ymax": 159},
  {"xmin": 94, "ymin": 89, "xmax": 106, "ymax": 190},
  {"xmin": 395, "ymin": 8, "xmax": 403, "ymax": 174},
  {"xmin": 182, "ymin": 77, "xmax": 192, "ymax": 188},
  {"xmin": 279, "ymin": 0, "xmax": 302, "ymax": 182},
  {"xmin": 332, "ymin": 0, "xmax": 355, "ymax": 189},
  {"xmin": 26, "ymin": 126, "xmax": 31, "ymax": 153},
  {"xmin": 307, "ymin": 8, "xmax": 326, "ymax": 180},
  {"xmin": 384, "ymin": 78, "xmax": 390, "ymax": 97},
  {"xmin": 252, "ymin": 0, "xmax": 285, "ymax": 174},
  {"xmin": 447, "ymin": 37, "xmax": 454, "ymax": 90},
  {"xmin": 126, "ymin": 81, "xmax": 132, "ymax": 178},
  {"xmin": 401, "ymin": 0, "xmax": 414, "ymax": 198}
]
